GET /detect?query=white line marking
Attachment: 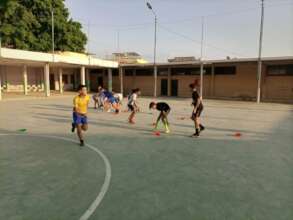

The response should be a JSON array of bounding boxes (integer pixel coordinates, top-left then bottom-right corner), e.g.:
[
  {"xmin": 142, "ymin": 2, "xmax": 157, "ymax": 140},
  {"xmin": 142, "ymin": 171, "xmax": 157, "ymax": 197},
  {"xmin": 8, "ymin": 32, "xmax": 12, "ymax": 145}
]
[{"xmin": 0, "ymin": 133, "xmax": 111, "ymax": 220}]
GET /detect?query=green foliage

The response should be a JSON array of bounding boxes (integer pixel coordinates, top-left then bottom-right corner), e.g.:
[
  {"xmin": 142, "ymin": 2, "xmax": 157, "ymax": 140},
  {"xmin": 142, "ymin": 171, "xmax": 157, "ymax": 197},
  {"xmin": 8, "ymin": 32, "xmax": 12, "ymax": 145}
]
[
  {"xmin": 0, "ymin": 0, "xmax": 87, "ymax": 52},
  {"xmin": 0, "ymin": 0, "xmax": 9, "ymax": 8}
]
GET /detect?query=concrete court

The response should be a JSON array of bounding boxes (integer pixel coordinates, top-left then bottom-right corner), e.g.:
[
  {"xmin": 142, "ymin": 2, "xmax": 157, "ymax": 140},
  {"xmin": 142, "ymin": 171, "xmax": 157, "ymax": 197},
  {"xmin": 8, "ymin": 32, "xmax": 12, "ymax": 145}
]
[{"xmin": 0, "ymin": 95, "xmax": 292, "ymax": 220}]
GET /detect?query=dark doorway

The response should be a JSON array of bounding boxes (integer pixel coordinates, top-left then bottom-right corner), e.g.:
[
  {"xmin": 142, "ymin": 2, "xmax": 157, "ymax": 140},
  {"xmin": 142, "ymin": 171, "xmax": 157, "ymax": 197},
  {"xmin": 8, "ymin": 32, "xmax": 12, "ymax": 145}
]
[
  {"xmin": 171, "ymin": 80, "xmax": 178, "ymax": 96},
  {"xmin": 70, "ymin": 74, "xmax": 76, "ymax": 90},
  {"xmin": 90, "ymin": 74, "xmax": 104, "ymax": 92},
  {"xmin": 49, "ymin": 74, "xmax": 55, "ymax": 90},
  {"xmin": 98, "ymin": 77, "xmax": 103, "ymax": 88},
  {"xmin": 161, "ymin": 79, "xmax": 168, "ymax": 96}
]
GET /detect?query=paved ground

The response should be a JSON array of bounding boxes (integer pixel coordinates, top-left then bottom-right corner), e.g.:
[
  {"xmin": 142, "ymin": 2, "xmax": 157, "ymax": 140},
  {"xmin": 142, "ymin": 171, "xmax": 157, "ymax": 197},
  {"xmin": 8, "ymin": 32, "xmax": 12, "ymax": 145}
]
[
  {"xmin": 1, "ymin": 91, "xmax": 76, "ymax": 100},
  {"xmin": 0, "ymin": 96, "xmax": 292, "ymax": 220}
]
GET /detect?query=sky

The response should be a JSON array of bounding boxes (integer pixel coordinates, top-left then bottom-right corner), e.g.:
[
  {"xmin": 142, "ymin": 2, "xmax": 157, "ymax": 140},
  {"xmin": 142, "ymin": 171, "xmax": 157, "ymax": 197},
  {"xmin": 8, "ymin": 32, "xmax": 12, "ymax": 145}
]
[{"xmin": 65, "ymin": 0, "xmax": 293, "ymax": 62}]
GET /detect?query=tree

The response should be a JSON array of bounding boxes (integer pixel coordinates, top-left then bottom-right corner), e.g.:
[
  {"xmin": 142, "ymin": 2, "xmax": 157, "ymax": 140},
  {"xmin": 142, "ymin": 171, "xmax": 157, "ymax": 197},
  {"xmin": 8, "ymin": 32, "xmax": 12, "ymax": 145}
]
[
  {"xmin": 0, "ymin": 0, "xmax": 87, "ymax": 52},
  {"xmin": 0, "ymin": 0, "xmax": 9, "ymax": 8}
]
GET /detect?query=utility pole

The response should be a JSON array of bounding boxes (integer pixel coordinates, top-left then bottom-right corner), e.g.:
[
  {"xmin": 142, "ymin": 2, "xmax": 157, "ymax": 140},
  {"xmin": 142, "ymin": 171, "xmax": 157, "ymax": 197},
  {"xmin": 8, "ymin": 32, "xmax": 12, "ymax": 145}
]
[
  {"xmin": 200, "ymin": 16, "xmax": 205, "ymax": 98},
  {"xmin": 147, "ymin": 2, "xmax": 158, "ymax": 97},
  {"xmin": 87, "ymin": 21, "xmax": 91, "ymax": 54},
  {"xmin": 117, "ymin": 29, "xmax": 120, "ymax": 53},
  {"xmin": 116, "ymin": 29, "xmax": 121, "ymax": 62},
  {"xmin": 154, "ymin": 16, "xmax": 158, "ymax": 97},
  {"xmin": 86, "ymin": 21, "xmax": 91, "ymax": 90},
  {"xmin": 257, "ymin": 0, "xmax": 265, "ymax": 103}
]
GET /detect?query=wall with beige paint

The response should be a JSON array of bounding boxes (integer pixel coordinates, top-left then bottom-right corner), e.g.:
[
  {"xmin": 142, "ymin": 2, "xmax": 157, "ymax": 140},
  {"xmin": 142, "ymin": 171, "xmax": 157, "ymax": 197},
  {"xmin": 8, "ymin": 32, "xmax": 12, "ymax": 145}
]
[
  {"xmin": 213, "ymin": 63, "xmax": 257, "ymax": 99},
  {"xmin": 120, "ymin": 61, "xmax": 293, "ymax": 102},
  {"xmin": 0, "ymin": 66, "xmax": 44, "ymax": 92}
]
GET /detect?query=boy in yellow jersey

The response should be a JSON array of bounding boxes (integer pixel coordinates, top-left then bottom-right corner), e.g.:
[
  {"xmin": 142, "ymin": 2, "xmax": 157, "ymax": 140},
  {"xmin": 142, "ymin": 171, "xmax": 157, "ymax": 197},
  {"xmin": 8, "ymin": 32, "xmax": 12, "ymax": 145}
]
[{"xmin": 71, "ymin": 85, "xmax": 90, "ymax": 146}]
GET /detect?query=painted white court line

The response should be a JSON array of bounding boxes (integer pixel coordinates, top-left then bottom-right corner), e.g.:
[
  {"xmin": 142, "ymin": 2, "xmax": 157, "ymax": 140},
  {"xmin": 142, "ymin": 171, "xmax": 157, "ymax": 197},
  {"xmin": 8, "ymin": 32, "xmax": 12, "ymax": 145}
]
[{"xmin": 0, "ymin": 133, "xmax": 111, "ymax": 220}]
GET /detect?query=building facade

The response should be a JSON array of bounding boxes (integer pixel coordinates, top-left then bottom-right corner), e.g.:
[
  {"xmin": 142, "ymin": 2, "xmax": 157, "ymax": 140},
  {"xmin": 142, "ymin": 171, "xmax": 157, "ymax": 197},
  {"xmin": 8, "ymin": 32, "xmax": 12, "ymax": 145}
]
[
  {"xmin": 115, "ymin": 57, "xmax": 293, "ymax": 103},
  {"xmin": 1, "ymin": 48, "xmax": 292, "ymax": 104},
  {"xmin": 0, "ymin": 48, "xmax": 118, "ymax": 100}
]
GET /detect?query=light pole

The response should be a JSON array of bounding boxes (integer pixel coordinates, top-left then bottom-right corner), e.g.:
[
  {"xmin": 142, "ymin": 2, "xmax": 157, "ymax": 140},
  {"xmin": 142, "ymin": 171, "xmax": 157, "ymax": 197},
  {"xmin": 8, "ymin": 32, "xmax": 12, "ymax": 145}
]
[
  {"xmin": 199, "ymin": 16, "xmax": 205, "ymax": 98},
  {"xmin": 257, "ymin": 0, "xmax": 265, "ymax": 103},
  {"xmin": 146, "ymin": 2, "xmax": 158, "ymax": 97},
  {"xmin": 87, "ymin": 21, "xmax": 91, "ymax": 54}
]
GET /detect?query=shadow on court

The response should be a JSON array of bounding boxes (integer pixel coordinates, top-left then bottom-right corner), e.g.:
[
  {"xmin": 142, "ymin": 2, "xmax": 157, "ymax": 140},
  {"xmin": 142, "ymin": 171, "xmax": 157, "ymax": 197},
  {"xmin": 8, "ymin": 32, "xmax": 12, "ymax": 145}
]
[
  {"xmin": 1, "ymin": 98, "xmax": 293, "ymax": 220},
  {"xmin": 32, "ymin": 111, "xmax": 271, "ymax": 140},
  {"xmin": 30, "ymin": 104, "xmax": 72, "ymax": 111}
]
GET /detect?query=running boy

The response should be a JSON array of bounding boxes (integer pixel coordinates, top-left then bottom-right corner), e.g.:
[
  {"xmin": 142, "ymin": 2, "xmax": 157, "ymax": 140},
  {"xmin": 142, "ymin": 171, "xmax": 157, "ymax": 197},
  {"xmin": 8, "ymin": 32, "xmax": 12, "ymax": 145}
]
[
  {"xmin": 190, "ymin": 83, "xmax": 205, "ymax": 137},
  {"xmin": 149, "ymin": 102, "xmax": 171, "ymax": 133},
  {"xmin": 127, "ymin": 88, "xmax": 141, "ymax": 124},
  {"xmin": 71, "ymin": 85, "xmax": 90, "ymax": 146}
]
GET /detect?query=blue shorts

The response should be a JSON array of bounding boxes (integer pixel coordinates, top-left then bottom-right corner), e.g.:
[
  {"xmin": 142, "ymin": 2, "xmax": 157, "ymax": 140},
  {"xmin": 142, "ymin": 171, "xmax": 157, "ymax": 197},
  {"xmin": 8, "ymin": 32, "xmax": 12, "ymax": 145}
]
[
  {"xmin": 108, "ymin": 97, "xmax": 117, "ymax": 104},
  {"xmin": 73, "ymin": 112, "xmax": 88, "ymax": 125}
]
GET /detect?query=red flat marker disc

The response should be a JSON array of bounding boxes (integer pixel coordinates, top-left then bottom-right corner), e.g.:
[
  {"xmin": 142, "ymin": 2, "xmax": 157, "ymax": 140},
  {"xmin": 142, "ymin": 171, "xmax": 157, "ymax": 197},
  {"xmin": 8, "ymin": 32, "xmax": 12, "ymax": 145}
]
[
  {"xmin": 154, "ymin": 131, "xmax": 161, "ymax": 136},
  {"xmin": 234, "ymin": 132, "xmax": 242, "ymax": 137}
]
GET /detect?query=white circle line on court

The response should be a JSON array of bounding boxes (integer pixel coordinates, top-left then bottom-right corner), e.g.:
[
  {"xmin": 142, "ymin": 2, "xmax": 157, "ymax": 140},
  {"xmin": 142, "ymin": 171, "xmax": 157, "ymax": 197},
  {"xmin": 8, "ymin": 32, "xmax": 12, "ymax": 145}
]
[{"xmin": 0, "ymin": 133, "xmax": 111, "ymax": 220}]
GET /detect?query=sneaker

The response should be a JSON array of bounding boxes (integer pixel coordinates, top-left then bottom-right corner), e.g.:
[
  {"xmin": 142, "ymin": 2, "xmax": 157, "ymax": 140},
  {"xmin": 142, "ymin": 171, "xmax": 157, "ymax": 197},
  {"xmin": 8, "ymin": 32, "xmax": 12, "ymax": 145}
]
[
  {"xmin": 165, "ymin": 129, "xmax": 170, "ymax": 134},
  {"xmin": 200, "ymin": 124, "xmax": 205, "ymax": 132},
  {"xmin": 71, "ymin": 123, "xmax": 76, "ymax": 133},
  {"xmin": 192, "ymin": 132, "xmax": 200, "ymax": 137},
  {"xmin": 80, "ymin": 140, "xmax": 85, "ymax": 147}
]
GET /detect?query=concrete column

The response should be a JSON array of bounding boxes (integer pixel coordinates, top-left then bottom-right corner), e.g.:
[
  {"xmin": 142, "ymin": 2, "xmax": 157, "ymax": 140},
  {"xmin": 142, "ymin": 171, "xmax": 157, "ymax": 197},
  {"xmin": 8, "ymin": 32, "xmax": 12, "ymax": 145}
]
[
  {"xmin": 74, "ymin": 72, "xmax": 77, "ymax": 90},
  {"xmin": 23, "ymin": 65, "xmax": 28, "ymax": 95},
  {"xmin": 108, "ymin": 68, "xmax": 113, "ymax": 92},
  {"xmin": 54, "ymin": 73, "xmax": 59, "ymax": 91},
  {"xmin": 103, "ymin": 69, "xmax": 106, "ymax": 88},
  {"xmin": 119, "ymin": 66, "xmax": 124, "ymax": 94},
  {"xmin": 211, "ymin": 64, "xmax": 215, "ymax": 97},
  {"xmin": 58, "ymin": 68, "xmax": 63, "ymax": 94},
  {"xmin": 80, "ymin": 66, "xmax": 86, "ymax": 85},
  {"xmin": 44, "ymin": 63, "xmax": 50, "ymax": 97},
  {"xmin": 167, "ymin": 67, "xmax": 171, "ymax": 96},
  {"xmin": 2, "ymin": 66, "xmax": 9, "ymax": 92},
  {"xmin": 86, "ymin": 68, "xmax": 90, "ymax": 92}
]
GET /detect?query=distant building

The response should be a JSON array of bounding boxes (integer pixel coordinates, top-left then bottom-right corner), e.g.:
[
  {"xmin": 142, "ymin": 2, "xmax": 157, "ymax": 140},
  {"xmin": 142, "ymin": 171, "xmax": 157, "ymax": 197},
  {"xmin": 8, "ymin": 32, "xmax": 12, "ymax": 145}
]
[
  {"xmin": 119, "ymin": 56, "xmax": 293, "ymax": 103},
  {"xmin": 168, "ymin": 56, "xmax": 198, "ymax": 63},
  {"xmin": 1, "ymin": 47, "xmax": 292, "ymax": 103},
  {"xmin": 0, "ymin": 47, "xmax": 117, "ymax": 98},
  {"xmin": 112, "ymin": 52, "xmax": 148, "ymax": 64}
]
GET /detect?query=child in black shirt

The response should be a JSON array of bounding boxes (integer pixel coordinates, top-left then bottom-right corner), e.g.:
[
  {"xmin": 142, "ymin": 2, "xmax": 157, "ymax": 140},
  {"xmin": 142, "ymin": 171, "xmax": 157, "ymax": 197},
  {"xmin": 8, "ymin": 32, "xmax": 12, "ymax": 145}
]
[
  {"xmin": 149, "ymin": 102, "xmax": 171, "ymax": 133},
  {"xmin": 190, "ymin": 84, "xmax": 205, "ymax": 137}
]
